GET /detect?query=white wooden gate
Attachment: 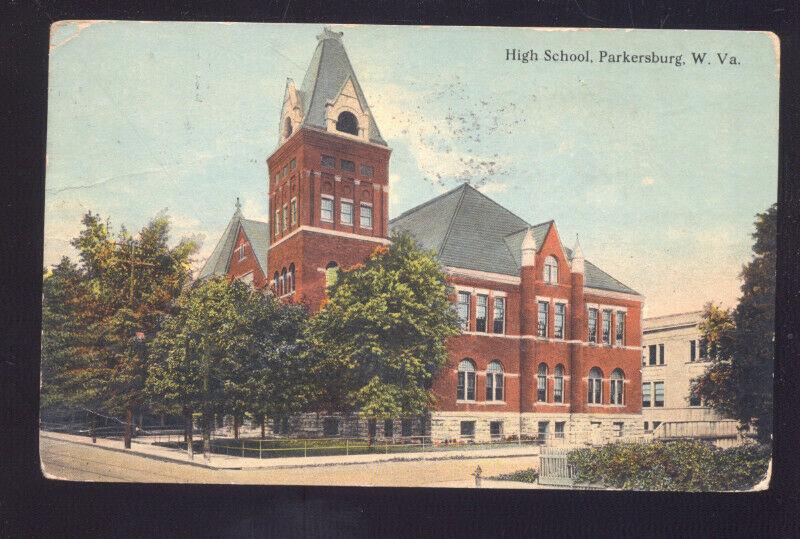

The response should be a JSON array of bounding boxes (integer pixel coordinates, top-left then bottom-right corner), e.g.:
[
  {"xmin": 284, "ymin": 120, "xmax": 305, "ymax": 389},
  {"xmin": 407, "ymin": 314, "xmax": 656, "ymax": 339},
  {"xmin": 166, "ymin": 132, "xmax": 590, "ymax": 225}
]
[{"xmin": 538, "ymin": 447, "xmax": 576, "ymax": 486}]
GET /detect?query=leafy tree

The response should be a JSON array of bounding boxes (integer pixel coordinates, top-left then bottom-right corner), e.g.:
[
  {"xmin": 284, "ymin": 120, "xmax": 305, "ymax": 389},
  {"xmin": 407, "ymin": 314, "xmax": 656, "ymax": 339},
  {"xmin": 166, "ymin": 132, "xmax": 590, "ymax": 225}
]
[
  {"xmin": 304, "ymin": 232, "xmax": 461, "ymax": 441},
  {"xmin": 693, "ymin": 204, "xmax": 776, "ymax": 442}
]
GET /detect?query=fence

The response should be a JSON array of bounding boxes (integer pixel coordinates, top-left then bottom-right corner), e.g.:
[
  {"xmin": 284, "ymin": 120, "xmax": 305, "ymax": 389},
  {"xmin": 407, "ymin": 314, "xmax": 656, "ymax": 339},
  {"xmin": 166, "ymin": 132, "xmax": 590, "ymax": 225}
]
[{"xmin": 538, "ymin": 446, "xmax": 577, "ymax": 487}]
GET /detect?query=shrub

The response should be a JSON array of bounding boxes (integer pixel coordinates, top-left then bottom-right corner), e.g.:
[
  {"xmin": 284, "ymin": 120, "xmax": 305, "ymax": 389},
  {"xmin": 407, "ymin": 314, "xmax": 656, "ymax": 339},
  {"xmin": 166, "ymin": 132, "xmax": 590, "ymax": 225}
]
[
  {"xmin": 567, "ymin": 440, "xmax": 770, "ymax": 491},
  {"xmin": 491, "ymin": 468, "xmax": 539, "ymax": 483}
]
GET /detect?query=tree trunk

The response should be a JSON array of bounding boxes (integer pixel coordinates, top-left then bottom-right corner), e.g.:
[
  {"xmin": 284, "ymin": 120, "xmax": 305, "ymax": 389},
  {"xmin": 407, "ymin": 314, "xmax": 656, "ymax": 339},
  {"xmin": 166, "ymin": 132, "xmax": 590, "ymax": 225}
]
[
  {"xmin": 234, "ymin": 415, "xmax": 240, "ymax": 440},
  {"xmin": 260, "ymin": 417, "xmax": 266, "ymax": 440},
  {"xmin": 184, "ymin": 408, "xmax": 193, "ymax": 458},
  {"xmin": 123, "ymin": 407, "xmax": 133, "ymax": 449},
  {"xmin": 202, "ymin": 410, "xmax": 212, "ymax": 460}
]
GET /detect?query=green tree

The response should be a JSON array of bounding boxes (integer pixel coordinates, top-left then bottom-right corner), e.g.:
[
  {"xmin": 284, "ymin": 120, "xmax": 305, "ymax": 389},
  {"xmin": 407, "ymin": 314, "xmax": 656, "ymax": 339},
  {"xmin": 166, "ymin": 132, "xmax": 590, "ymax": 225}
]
[
  {"xmin": 304, "ymin": 232, "xmax": 461, "ymax": 442},
  {"xmin": 693, "ymin": 204, "xmax": 776, "ymax": 442}
]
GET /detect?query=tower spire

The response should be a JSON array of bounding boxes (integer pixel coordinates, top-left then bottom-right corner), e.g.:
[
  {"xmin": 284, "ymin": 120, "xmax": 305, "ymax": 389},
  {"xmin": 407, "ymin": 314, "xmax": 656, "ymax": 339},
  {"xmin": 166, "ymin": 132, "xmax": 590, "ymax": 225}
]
[
  {"xmin": 235, "ymin": 197, "xmax": 242, "ymax": 215},
  {"xmin": 571, "ymin": 233, "xmax": 585, "ymax": 274}
]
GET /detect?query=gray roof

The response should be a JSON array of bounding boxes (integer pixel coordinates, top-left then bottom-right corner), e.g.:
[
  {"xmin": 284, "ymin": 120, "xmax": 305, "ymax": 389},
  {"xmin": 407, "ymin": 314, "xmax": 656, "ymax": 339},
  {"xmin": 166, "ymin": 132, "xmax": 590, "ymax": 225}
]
[
  {"xmin": 389, "ymin": 183, "xmax": 640, "ymax": 295},
  {"xmin": 197, "ymin": 210, "xmax": 270, "ymax": 280},
  {"xmin": 295, "ymin": 28, "xmax": 386, "ymax": 146}
]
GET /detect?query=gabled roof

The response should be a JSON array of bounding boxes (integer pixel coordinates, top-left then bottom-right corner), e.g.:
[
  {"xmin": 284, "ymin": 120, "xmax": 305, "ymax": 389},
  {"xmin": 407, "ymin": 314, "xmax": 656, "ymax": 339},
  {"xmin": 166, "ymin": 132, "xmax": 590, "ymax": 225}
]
[
  {"xmin": 389, "ymin": 183, "xmax": 640, "ymax": 295},
  {"xmin": 296, "ymin": 28, "xmax": 386, "ymax": 146},
  {"xmin": 197, "ymin": 208, "xmax": 269, "ymax": 281}
]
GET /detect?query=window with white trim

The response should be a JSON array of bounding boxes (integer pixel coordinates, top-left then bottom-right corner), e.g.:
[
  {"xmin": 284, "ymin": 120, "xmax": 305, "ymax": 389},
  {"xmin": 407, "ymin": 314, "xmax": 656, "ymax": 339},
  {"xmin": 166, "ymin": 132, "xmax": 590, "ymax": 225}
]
[
  {"xmin": 613, "ymin": 422, "xmax": 624, "ymax": 437},
  {"xmin": 493, "ymin": 297, "xmax": 505, "ymax": 334},
  {"xmin": 555, "ymin": 421, "xmax": 565, "ymax": 439},
  {"xmin": 457, "ymin": 359, "xmax": 476, "ymax": 401},
  {"xmin": 290, "ymin": 198, "xmax": 297, "ymax": 225},
  {"xmin": 320, "ymin": 196, "xmax": 334, "ymax": 222},
  {"xmin": 360, "ymin": 203, "xmax": 373, "ymax": 229},
  {"xmin": 340, "ymin": 159, "xmax": 355, "ymax": 173},
  {"xmin": 544, "ymin": 255, "xmax": 558, "ymax": 284},
  {"xmin": 341, "ymin": 200, "xmax": 353, "ymax": 225},
  {"xmin": 460, "ymin": 420, "xmax": 476, "ymax": 438},
  {"xmin": 554, "ymin": 303, "xmax": 565, "ymax": 339},
  {"xmin": 279, "ymin": 268, "xmax": 286, "ymax": 295},
  {"xmin": 489, "ymin": 421, "xmax": 503, "ymax": 440},
  {"xmin": 237, "ymin": 243, "xmax": 246, "ymax": 262},
  {"xmin": 648, "ymin": 344, "xmax": 657, "ymax": 366},
  {"xmin": 554, "ymin": 364, "xmax": 564, "ymax": 403},
  {"xmin": 610, "ymin": 368, "xmax": 625, "ymax": 405},
  {"xmin": 537, "ymin": 363, "xmax": 548, "ymax": 402},
  {"xmin": 659, "ymin": 343, "xmax": 665, "ymax": 365},
  {"xmin": 537, "ymin": 301, "xmax": 549, "ymax": 337},
  {"xmin": 282, "ymin": 205, "xmax": 288, "ymax": 231},
  {"xmin": 654, "ymin": 381, "xmax": 665, "ymax": 407},
  {"xmin": 587, "ymin": 367, "xmax": 603, "ymax": 404},
  {"xmin": 602, "ymin": 309, "xmax": 612, "ymax": 344},
  {"xmin": 588, "ymin": 308, "xmax": 598, "ymax": 343},
  {"xmin": 457, "ymin": 291, "xmax": 470, "ymax": 331},
  {"xmin": 616, "ymin": 311, "xmax": 625, "ymax": 345},
  {"xmin": 642, "ymin": 382, "xmax": 652, "ymax": 407},
  {"xmin": 321, "ymin": 155, "xmax": 335, "ymax": 168},
  {"xmin": 475, "ymin": 294, "xmax": 488, "ymax": 332},
  {"xmin": 288, "ymin": 263, "xmax": 295, "ymax": 293},
  {"xmin": 486, "ymin": 361, "xmax": 504, "ymax": 401},
  {"xmin": 274, "ymin": 210, "xmax": 280, "ymax": 236}
]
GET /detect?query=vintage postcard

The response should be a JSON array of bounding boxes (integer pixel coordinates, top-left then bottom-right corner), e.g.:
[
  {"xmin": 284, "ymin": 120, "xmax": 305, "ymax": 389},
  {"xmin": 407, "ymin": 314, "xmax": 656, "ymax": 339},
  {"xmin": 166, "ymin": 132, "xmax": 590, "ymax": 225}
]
[{"xmin": 40, "ymin": 22, "xmax": 778, "ymax": 490}]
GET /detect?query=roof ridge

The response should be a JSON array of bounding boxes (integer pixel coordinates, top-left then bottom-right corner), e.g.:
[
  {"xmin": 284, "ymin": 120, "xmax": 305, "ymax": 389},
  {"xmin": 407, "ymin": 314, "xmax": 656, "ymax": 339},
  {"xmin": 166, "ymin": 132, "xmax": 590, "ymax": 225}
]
[
  {"xmin": 389, "ymin": 182, "xmax": 469, "ymax": 223},
  {"xmin": 461, "ymin": 183, "xmax": 532, "ymax": 228},
  {"xmin": 436, "ymin": 184, "xmax": 469, "ymax": 258}
]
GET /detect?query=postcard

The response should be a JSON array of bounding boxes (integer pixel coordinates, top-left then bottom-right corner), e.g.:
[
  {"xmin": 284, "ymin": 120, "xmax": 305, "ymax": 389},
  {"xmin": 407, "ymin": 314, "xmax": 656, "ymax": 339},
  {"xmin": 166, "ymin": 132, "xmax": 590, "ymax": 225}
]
[{"xmin": 40, "ymin": 22, "xmax": 777, "ymax": 490}]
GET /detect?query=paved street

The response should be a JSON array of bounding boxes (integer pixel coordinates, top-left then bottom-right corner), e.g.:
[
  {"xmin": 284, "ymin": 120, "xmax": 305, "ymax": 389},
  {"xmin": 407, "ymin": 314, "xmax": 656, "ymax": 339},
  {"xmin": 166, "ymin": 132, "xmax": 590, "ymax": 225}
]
[{"xmin": 40, "ymin": 435, "xmax": 539, "ymax": 488}]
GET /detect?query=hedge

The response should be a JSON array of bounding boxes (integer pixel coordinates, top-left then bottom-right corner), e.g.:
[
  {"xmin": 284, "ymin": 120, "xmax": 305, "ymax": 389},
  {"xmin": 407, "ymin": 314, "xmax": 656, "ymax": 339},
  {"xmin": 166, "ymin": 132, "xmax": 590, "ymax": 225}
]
[{"xmin": 567, "ymin": 440, "xmax": 770, "ymax": 491}]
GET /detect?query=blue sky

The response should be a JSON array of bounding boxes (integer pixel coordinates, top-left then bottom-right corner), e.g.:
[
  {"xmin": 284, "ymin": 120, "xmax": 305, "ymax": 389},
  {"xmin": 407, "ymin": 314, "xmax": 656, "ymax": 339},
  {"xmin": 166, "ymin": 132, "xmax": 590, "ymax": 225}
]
[{"xmin": 45, "ymin": 22, "xmax": 778, "ymax": 316}]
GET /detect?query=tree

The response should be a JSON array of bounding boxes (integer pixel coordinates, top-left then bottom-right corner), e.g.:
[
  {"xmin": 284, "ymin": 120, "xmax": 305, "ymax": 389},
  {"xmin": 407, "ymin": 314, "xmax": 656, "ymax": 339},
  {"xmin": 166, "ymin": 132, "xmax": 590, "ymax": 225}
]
[
  {"xmin": 303, "ymin": 232, "xmax": 461, "ymax": 442},
  {"xmin": 41, "ymin": 211, "xmax": 197, "ymax": 448},
  {"xmin": 693, "ymin": 204, "xmax": 776, "ymax": 442}
]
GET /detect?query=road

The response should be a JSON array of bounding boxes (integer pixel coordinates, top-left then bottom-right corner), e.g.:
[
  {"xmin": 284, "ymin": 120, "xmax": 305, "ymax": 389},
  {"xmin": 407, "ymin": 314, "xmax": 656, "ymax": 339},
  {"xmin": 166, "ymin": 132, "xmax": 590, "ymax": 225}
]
[{"xmin": 40, "ymin": 436, "xmax": 537, "ymax": 487}]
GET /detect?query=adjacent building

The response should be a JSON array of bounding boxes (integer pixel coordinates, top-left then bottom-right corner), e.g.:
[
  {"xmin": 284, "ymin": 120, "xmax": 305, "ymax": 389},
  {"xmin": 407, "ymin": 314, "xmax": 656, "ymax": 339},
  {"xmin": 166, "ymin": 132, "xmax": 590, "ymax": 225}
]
[{"xmin": 199, "ymin": 28, "xmax": 645, "ymax": 444}]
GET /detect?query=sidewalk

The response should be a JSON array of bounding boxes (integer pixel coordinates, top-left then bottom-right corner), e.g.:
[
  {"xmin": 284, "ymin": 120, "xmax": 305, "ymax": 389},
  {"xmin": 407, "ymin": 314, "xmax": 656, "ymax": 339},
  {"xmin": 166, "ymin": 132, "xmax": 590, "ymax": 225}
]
[{"xmin": 41, "ymin": 431, "xmax": 539, "ymax": 470}]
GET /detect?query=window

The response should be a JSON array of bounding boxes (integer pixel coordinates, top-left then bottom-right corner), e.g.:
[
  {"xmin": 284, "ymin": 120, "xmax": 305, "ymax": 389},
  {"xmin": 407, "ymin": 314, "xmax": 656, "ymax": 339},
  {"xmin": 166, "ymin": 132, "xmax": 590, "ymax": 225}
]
[
  {"xmin": 544, "ymin": 255, "xmax": 558, "ymax": 283},
  {"xmin": 648, "ymin": 344, "xmax": 657, "ymax": 366},
  {"xmin": 610, "ymin": 368, "xmax": 624, "ymax": 405},
  {"xmin": 282, "ymin": 165, "xmax": 288, "ymax": 178},
  {"xmin": 690, "ymin": 339, "xmax": 697, "ymax": 361},
  {"xmin": 616, "ymin": 311, "xmax": 625, "ymax": 344},
  {"xmin": 284, "ymin": 117, "xmax": 293, "ymax": 138},
  {"xmin": 555, "ymin": 421, "xmax": 565, "ymax": 439},
  {"xmin": 554, "ymin": 303, "xmax": 565, "ymax": 339},
  {"xmin": 537, "ymin": 363, "xmax": 548, "ymax": 402},
  {"xmin": 325, "ymin": 261, "xmax": 338, "ymax": 288},
  {"xmin": 384, "ymin": 419, "xmax": 394, "ymax": 438},
  {"xmin": 336, "ymin": 111, "xmax": 359, "ymax": 135},
  {"xmin": 652, "ymin": 421, "xmax": 662, "ymax": 431},
  {"xmin": 321, "ymin": 154, "xmax": 335, "ymax": 168},
  {"xmin": 290, "ymin": 158, "xmax": 296, "ymax": 170},
  {"xmin": 537, "ymin": 301, "xmax": 549, "ymax": 337},
  {"xmin": 320, "ymin": 196, "xmax": 334, "ymax": 222},
  {"xmin": 360, "ymin": 203, "xmax": 373, "ymax": 229},
  {"xmin": 613, "ymin": 422, "xmax": 624, "ymax": 437},
  {"xmin": 537, "ymin": 421, "xmax": 549, "ymax": 442},
  {"xmin": 457, "ymin": 360, "xmax": 476, "ymax": 401},
  {"xmin": 490, "ymin": 421, "xmax": 503, "ymax": 440},
  {"xmin": 654, "ymin": 381, "xmax": 665, "ymax": 407},
  {"xmin": 368, "ymin": 419, "xmax": 377, "ymax": 439},
  {"xmin": 237, "ymin": 243, "xmax": 246, "ymax": 262},
  {"xmin": 340, "ymin": 159, "xmax": 355, "ymax": 173},
  {"xmin": 290, "ymin": 198, "xmax": 297, "ymax": 225},
  {"xmin": 588, "ymin": 308, "xmax": 598, "ymax": 343},
  {"xmin": 642, "ymin": 382, "xmax": 652, "ymax": 407},
  {"xmin": 602, "ymin": 310, "xmax": 612, "ymax": 344},
  {"xmin": 644, "ymin": 421, "xmax": 649, "ymax": 432},
  {"xmin": 273, "ymin": 271, "xmax": 279, "ymax": 293},
  {"xmin": 360, "ymin": 164, "xmax": 374, "ymax": 177},
  {"xmin": 475, "ymin": 294, "xmax": 488, "ymax": 332},
  {"xmin": 699, "ymin": 337, "xmax": 708, "ymax": 359},
  {"xmin": 457, "ymin": 292, "xmax": 470, "ymax": 330},
  {"xmin": 460, "ymin": 421, "xmax": 476, "ymax": 438},
  {"xmin": 486, "ymin": 361, "xmax": 504, "ymax": 401},
  {"xmin": 493, "ymin": 297, "xmax": 505, "ymax": 334},
  {"xmin": 642, "ymin": 347, "xmax": 647, "ymax": 367},
  {"xmin": 659, "ymin": 343, "xmax": 665, "ymax": 365},
  {"xmin": 282, "ymin": 205, "xmax": 288, "ymax": 231},
  {"xmin": 274, "ymin": 209, "xmax": 280, "ymax": 235},
  {"xmin": 341, "ymin": 200, "xmax": 353, "ymax": 225},
  {"xmin": 323, "ymin": 417, "xmax": 339, "ymax": 436},
  {"xmin": 288, "ymin": 263, "xmax": 295, "ymax": 293},
  {"xmin": 588, "ymin": 367, "xmax": 603, "ymax": 404},
  {"xmin": 401, "ymin": 419, "xmax": 412, "ymax": 437},
  {"xmin": 554, "ymin": 364, "xmax": 564, "ymax": 403},
  {"xmin": 689, "ymin": 390, "xmax": 701, "ymax": 407},
  {"xmin": 280, "ymin": 268, "xmax": 286, "ymax": 296}
]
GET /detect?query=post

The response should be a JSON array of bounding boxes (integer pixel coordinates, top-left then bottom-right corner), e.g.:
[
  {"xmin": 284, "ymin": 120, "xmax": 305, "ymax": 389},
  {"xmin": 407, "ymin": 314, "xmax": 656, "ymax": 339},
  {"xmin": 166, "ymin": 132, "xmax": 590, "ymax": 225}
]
[
  {"xmin": 304, "ymin": 440, "xmax": 307, "ymax": 458},
  {"xmin": 259, "ymin": 440, "xmax": 262, "ymax": 459},
  {"xmin": 346, "ymin": 438, "xmax": 349, "ymax": 456}
]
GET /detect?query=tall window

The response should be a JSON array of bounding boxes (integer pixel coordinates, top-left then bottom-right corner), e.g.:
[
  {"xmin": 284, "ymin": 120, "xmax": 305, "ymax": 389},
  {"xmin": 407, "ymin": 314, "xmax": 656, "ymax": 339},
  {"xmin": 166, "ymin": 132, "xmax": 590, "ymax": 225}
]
[
  {"xmin": 486, "ymin": 361, "xmax": 504, "ymax": 401},
  {"xmin": 288, "ymin": 263, "xmax": 295, "ymax": 293},
  {"xmin": 321, "ymin": 196, "xmax": 334, "ymax": 222},
  {"xmin": 273, "ymin": 271, "xmax": 279, "ymax": 293},
  {"xmin": 457, "ymin": 291, "xmax": 470, "ymax": 331},
  {"xmin": 237, "ymin": 243, "xmax": 246, "ymax": 262},
  {"xmin": 290, "ymin": 198, "xmax": 297, "ymax": 225},
  {"xmin": 654, "ymin": 381, "xmax": 665, "ymax": 407},
  {"xmin": 289, "ymin": 158, "xmax": 296, "ymax": 170},
  {"xmin": 555, "ymin": 421, "xmax": 565, "ymax": 439},
  {"xmin": 341, "ymin": 200, "xmax": 353, "ymax": 225},
  {"xmin": 280, "ymin": 268, "xmax": 286, "ymax": 296},
  {"xmin": 384, "ymin": 419, "xmax": 393, "ymax": 438},
  {"xmin": 274, "ymin": 209, "xmax": 280, "ymax": 235},
  {"xmin": 360, "ymin": 203, "xmax": 373, "ymax": 228},
  {"xmin": 321, "ymin": 154, "xmax": 335, "ymax": 168},
  {"xmin": 336, "ymin": 111, "xmax": 359, "ymax": 135},
  {"xmin": 699, "ymin": 337, "xmax": 708, "ymax": 359},
  {"xmin": 642, "ymin": 382, "xmax": 652, "ymax": 407},
  {"xmin": 587, "ymin": 367, "xmax": 603, "ymax": 404},
  {"xmin": 493, "ymin": 297, "xmax": 505, "ymax": 334},
  {"xmin": 554, "ymin": 364, "xmax": 564, "ymax": 403},
  {"xmin": 340, "ymin": 159, "xmax": 355, "ymax": 173},
  {"xmin": 538, "ymin": 421, "xmax": 549, "ymax": 442},
  {"xmin": 457, "ymin": 359, "xmax": 476, "ymax": 401},
  {"xmin": 544, "ymin": 255, "xmax": 558, "ymax": 283},
  {"xmin": 475, "ymin": 295, "xmax": 488, "ymax": 332},
  {"xmin": 282, "ymin": 205, "xmax": 288, "ymax": 231},
  {"xmin": 325, "ymin": 261, "xmax": 338, "ymax": 288},
  {"xmin": 648, "ymin": 344, "xmax": 657, "ymax": 366},
  {"xmin": 610, "ymin": 368, "xmax": 625, "ymax": 405},
  {"xmin": 602, "ymin": 310, "xmax": 612, "ymax": 344},
  {"xmin": 554, "ymin": 303, "xmax": 565, "ymax": 339},
  {"xmin": 537, "ymin": 301, "xmax": 549, "ymax": 337},
  {"xmin": 588, "ymin": 308, "xmax": 598, "ymax": 343},
  {"xmin": 659, "ymin": 343, "xmax": 665, "ymax": 365},
  {"xmin": 616, "ymin": 311, "xmax": 625, "ymax": 344},
  {"xmin": 537, "ymin": 363, "xmax": 548, "ymax": 402},
  {"xmin": 690, "ymin": 339, "xmax": 697, "ymax": 361}
]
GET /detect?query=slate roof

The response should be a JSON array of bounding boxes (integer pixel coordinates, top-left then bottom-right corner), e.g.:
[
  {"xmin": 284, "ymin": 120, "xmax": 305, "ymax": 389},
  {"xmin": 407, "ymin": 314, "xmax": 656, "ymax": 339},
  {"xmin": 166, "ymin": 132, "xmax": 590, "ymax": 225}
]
[
  {"xmin": 197, "ymin": 209, "xmax": 270, "ymax": 281},
  {"xmin": 294, "ymin": 28, "xmax": 386, "ymax": 146},
  {"xmin": 389, "ymin": 183, "xmax": 640, "ymax": 296}
]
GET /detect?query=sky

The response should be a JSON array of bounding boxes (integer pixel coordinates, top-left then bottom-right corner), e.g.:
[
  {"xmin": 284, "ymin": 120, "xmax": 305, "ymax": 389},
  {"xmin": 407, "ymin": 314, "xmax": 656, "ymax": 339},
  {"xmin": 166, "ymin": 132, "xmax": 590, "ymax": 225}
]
[{"xmin": 45, "ymin": 22, "xmax": 779, "ymax": 317}]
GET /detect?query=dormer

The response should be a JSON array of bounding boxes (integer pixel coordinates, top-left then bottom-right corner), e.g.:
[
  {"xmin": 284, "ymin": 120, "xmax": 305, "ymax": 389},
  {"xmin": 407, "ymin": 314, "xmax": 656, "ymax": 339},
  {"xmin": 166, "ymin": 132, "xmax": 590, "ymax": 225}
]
[
  {"xmin": 279, "ymin": 79, "xmax": 303, "ymax": 144},
  {"xmin": 324, "ymin": 77, "xmax": 372, "ymax": 141}
]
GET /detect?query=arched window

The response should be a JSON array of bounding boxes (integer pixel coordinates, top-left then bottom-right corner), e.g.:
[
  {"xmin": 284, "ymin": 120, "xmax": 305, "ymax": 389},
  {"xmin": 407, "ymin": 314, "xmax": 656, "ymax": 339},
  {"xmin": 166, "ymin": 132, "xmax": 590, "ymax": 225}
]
[
  {"xmin": 288, "ymin": 263, "xmax": 296, "ymax": 293},
  {"xmin": 544, "ymin": 255, "xmax": 558, "ymax": 284},
  {"xmin": 336, "ymin": 111, "xmax": 359, "ymax": 136},
  {"xmin": 554, "ymin": 364, "xmax": 564, "ymax": 403},
  {"xmin": 537, "ymin": 363, "xmax": 548, "ymax": 402},
  {"xmin": 273, "ymin": 271, "xmax": 279, "ymax": 294},
  {"xmin": 457, "ymin": 359, "xmax": 476, "ymax": 401},
  {"xmin": 325, "ymin": 261, "xmax": 338, "ymax": 288},
  {"xmin": 280, "ymin": 267, "xmax": 287, "ymax": 296},
  {"xmin": 486, "ymin": 361, "xmax": 504, "ymax": 401},
  {"xmin": 610, "ymin": 368, "xmax": 625, "ymax": 405},
  {"xmin": 588, "ymin": 367, "xmax": 603, "ymax": 404},
  {"xmin": 284, "ymin": 117, "xmax": 293, "ymax": 138}
]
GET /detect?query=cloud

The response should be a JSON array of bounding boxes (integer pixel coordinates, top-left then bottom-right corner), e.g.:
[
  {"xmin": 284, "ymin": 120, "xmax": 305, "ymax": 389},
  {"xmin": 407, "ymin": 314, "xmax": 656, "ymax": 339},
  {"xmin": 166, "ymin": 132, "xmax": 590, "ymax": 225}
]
[
  {"xmin": 477, "ymin": 181, "xmax": 509, "ymax": 194},
  {"xmin": 641, "ymin": 176, "xmax": 656, "ymax": 186},
  {"xmin": 242, "ymin": 197, "xmax": 269, "ymax": 222}
]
